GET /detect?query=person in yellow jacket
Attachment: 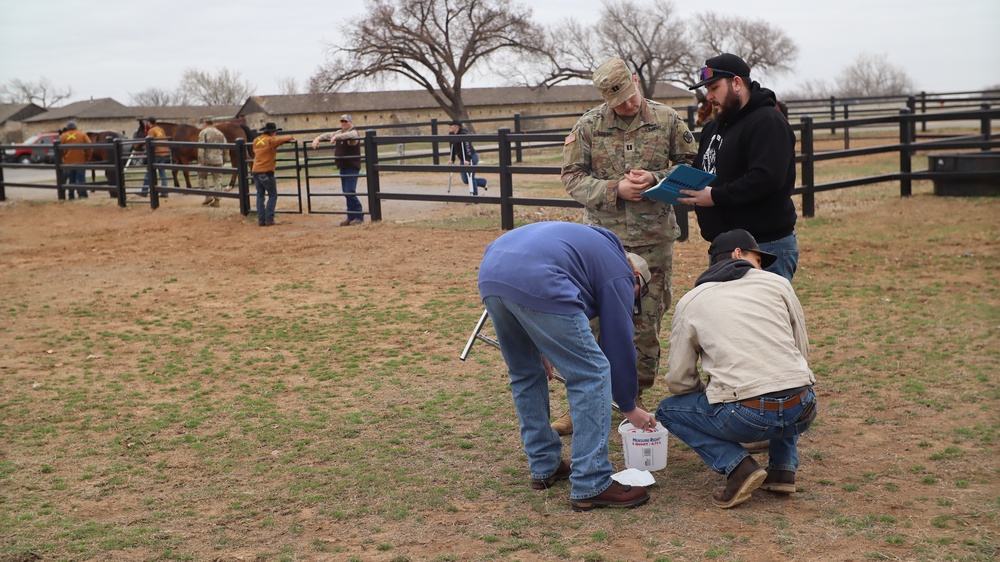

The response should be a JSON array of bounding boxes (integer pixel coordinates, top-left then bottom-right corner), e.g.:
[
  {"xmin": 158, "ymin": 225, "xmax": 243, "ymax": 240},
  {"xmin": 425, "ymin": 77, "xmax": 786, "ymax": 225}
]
[
  {"xmin": 252, "ymin": 123, "xmax": 295, "ymax": 226},
  {"xmin": 141, "ymin": 117, "xmax": 171, "ymax": 197},
  {"xmin": 59, "ymin": 121, "xmax": 92, "ymax": 200}
]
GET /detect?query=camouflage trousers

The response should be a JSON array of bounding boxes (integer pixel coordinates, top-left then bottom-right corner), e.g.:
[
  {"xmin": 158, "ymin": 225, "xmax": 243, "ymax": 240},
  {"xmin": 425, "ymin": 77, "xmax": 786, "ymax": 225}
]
[
  {"xmin": 592, "ymin": 241, "xmax": 673, "ymax": 394},
  {"xmin": 198, "ymin": 158, "xmax": 224, "ymax": 190}
]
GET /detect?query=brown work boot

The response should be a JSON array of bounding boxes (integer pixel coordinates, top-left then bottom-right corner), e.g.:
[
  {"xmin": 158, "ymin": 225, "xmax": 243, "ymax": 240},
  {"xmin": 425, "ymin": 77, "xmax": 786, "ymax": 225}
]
[
  {"xmin": 338, "ymin": 218, "xmax": 352, "ymax": 227},
  {"xmin": 550, "ymin": 411, "xmax": 572, "ymax": 436},
  {"xmin": 571, "ymin": 481, "xmax": 650, "ymax": 512},
  {"xmin": 742, "ymin": 440, "xmax": 770, "ymax": 454},
  {"xmin": 530, "ymin": 459, "xmax": 571, "ymax": 490},
  {"xmin": 209, "ymin": 197, "xmax": 220, "ymax": 207},
  {"xmin": 759, "ymin": 469, "xmax": 796, "ymax": 494},
  {"xmin": 201, "ymin": 195, "xmax": 213, "ymax": 205},
  {"xmin": 712, "ymin": 456, "xmax": 767, "ymax": 509}
]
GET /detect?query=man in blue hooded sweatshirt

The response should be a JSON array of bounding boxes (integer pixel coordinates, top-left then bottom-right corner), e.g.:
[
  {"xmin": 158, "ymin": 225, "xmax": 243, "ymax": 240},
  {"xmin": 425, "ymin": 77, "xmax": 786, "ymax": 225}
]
[{"xmin": 479, "ymin": 221, "xmax": 657, "ymax": 512}]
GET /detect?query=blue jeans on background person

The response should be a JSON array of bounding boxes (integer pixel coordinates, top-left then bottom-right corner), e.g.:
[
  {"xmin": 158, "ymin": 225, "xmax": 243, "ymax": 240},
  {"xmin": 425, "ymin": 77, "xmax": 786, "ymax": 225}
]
[
  {"xmin": 758, "ymin": 232, "xmax": 799, "ymax": 282},
  {"xmin": 654, "ymin": 387, "xmax": 816, "ymax": 476},
  {"xmin": 65, "ymin": 168, "xmax": 87, "ymax": 199},
  {"xmin": 340, "ymin": 167, "xmax": 364, "ymax": 222},
  {"xmin": 483, "ymin": 295, "xmax": 614, "ymax": 501},
  {"xmin": 254, "ymin": 171, "xmax": 278, "ymax": 225},
  {"xmin": 141, "ymin": 156, "xmax": 170, "ymax": 196},
  {"xmin": 461, "ymin": 153, "xmax": 488, "ymax": 195}
]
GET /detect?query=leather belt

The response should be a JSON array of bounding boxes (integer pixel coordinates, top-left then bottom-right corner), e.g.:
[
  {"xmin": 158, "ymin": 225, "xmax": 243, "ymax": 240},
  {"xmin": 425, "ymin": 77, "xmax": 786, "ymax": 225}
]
[{"xmin": 739, "ymin": 389, "xmax": 809, "ymax": 411}]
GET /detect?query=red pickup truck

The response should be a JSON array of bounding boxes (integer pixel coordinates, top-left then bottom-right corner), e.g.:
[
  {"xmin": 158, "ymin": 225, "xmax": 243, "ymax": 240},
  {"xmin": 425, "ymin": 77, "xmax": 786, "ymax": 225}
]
[{"xmin": 4, "ymin": 132, "xmax": 59, "ymax": 164}]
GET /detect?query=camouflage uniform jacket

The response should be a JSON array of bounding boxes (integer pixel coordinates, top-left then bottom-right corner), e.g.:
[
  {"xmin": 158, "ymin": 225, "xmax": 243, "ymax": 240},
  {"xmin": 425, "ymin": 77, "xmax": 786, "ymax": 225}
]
[
  {"xmin": 562, "ymin": 99, "xmax": 697, "ymax": 247},
  {"xmin": 198, "ymin": 126, "xmax": 227, "ymax": 165}
]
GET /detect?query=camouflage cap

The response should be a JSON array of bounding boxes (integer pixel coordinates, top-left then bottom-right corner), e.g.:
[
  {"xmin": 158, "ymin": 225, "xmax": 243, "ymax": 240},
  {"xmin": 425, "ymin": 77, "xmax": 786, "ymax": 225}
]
[
  {"xmin": 201, "ymin": 115, "xmax": 214, "ymax": 123},
  {"xmin": 593, "ymin": 57, "xmax": 637, "ymax": 107}
]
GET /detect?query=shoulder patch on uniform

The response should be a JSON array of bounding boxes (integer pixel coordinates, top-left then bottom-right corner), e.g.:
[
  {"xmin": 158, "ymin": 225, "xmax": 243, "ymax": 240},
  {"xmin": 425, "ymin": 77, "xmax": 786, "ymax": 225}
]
[
  {"xmin": 684, "ymin": 131, "xmax": 694, "ymax": 144},
  {"xmin": 564, "ymin": 132, "xmax": 576, "ymax": 145}
]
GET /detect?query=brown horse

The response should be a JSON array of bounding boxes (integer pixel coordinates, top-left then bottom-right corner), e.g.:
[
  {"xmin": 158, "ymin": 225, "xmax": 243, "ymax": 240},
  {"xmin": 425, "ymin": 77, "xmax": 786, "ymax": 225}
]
[
  {"xmin": 84, "ymin": 130, "xmax": 121, "ymax": 187},
  {"xmin": 211, "ymin": 120, "xmax": 256, "ymax": 188},
  {"xmin": 131, "ymin": 120, "xmax": 202, "ymax": 188}
]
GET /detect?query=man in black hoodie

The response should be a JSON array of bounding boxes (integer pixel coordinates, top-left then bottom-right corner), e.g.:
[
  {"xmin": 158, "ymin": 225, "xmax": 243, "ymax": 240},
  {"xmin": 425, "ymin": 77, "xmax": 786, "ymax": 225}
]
[{"xmin": 680, "ymin": 54, "xmax": 799, "ymax": 282}]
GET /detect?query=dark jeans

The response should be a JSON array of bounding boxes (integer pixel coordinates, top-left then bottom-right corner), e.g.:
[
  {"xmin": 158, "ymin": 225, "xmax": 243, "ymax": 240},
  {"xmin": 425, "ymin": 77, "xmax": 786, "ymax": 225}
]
[
  {"xmin": 142, "ymin": 155, "xmax": 170, "ymax": 195},
  {"xmin": 254, "ymin": 171, "xmax": 278, "ymax": 224},
  {"xmin": 66, "ymin": 168, "xmax": 88, "ymax": 199},
  {"xmin": 340, "ymin": 167, "xmax": 363, "ymax": 222},
  {"xmin": 460, "ymin": 153, "xmax": 488, "ymax": 195}
]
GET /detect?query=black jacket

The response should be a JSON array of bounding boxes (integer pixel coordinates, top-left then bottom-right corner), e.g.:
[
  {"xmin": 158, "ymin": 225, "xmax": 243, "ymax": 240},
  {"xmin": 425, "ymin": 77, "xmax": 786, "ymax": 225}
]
[{"xmin": 695, "ymin": 83, "xmax": 797, "ymax": 243}]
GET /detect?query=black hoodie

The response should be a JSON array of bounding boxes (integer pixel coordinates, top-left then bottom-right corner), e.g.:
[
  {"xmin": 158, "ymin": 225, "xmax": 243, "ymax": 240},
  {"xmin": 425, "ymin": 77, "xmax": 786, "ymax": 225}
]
[{"xmin": 695, "ymin": 82, "xmax": 797, "ymax": 243}]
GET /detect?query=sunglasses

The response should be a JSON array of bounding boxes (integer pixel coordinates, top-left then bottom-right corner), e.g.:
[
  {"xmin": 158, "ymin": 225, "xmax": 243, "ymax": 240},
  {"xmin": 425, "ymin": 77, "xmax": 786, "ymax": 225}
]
[{"xmin": 698, "ymin": 67, "xmax": 736, "ymax": 82}]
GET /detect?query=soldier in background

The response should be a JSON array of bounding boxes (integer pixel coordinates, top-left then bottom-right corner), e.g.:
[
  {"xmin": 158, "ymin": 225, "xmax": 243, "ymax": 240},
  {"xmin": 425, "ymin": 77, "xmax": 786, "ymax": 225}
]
[
  {"xmin": 197, "ymin": 116, "xmax": 227, "ymax": 207},
  {"xmin": 558, "ymin": 57, "xmax": 698, "ymax": 435}
]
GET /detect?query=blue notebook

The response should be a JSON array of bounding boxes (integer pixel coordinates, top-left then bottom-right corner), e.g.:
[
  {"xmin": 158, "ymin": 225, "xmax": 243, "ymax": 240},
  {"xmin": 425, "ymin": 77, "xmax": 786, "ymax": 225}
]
[{"xmin": 642, "ymin": 165, "xmax": 716, "ymax": 205}]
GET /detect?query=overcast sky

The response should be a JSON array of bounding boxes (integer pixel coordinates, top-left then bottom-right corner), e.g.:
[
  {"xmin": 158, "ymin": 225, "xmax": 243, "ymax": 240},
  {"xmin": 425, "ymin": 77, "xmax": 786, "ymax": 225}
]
[{"xmin": 1, "ymin": 0, "xmax": 997, "ymax": 106}]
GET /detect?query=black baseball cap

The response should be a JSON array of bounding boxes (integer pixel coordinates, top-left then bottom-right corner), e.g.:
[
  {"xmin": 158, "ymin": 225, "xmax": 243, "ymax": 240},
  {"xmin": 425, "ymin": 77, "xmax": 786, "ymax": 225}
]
[
  {"xmin": 689, "ymin": 53, "xmax": 751, "ymax": 90},
  {"xmin": 708, "ymin": 229, "xmax": 777, "ymax": 268}
]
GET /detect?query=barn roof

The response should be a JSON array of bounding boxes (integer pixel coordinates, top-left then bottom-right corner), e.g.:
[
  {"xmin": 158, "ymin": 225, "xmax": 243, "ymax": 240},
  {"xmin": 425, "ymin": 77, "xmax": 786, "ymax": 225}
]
[
  {"xmin": 22, "ymin": 99, "xmax": 244, "ymax": 124},
  {"xmin": 0, "ymin": 102, "xmax": 46, "ymax": 124},
  {"xmin": 238, "ymin": 83, "xmax": 694, "ymax": 116}
]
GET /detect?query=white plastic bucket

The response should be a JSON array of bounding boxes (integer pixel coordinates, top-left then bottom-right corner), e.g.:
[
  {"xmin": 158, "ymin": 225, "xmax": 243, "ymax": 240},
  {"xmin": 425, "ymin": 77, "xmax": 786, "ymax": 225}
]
[{"xmin": 618, "ymin": 419, "xmax": 669, "ymax": 471}]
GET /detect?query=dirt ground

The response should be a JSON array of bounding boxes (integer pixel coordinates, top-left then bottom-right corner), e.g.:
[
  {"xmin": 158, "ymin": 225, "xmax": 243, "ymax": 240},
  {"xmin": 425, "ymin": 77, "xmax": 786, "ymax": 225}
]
[{"xmin": 1, "ymin": 185, "xmax": 998, "ymax": 561}]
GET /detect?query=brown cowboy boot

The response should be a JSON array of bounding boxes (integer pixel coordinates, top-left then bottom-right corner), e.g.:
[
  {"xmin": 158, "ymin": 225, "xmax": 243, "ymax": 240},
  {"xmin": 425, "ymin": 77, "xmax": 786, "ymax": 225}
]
[
  {"xmin": 759, "ymin": 469, "xmax": 796, "ymax": 494},
  {"xmin": 711, "ymin": 456, "xmax": 767, "ymax": 509},
  {"xmin": 550, "ymin": 411, "xmax": 572, "ymax": 436}
]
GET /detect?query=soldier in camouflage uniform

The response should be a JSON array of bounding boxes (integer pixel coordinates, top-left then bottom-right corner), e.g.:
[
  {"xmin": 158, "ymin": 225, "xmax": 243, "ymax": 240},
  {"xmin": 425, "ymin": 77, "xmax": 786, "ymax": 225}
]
[
  {"xmin": 556, "ymin": 57, "xmax": 697, "ymax": 435},
  {"xmin": 198, "ymin": 116, "xmax": 227, "ymax": 207}
]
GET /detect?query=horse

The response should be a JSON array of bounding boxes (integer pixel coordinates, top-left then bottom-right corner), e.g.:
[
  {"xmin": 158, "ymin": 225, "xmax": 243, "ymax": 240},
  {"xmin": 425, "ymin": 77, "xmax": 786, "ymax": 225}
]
[
  {"xmin": 130, "ymin": 120, "xmax": 201, "ymax": 188},
  {"xmin": 211, "ymin": 119, "xmax": 257, "ymax": 188},
  {"xmin": 84, "ymin": 130, "xmax": 122, "ymax": 188},
  {"xmin": 694, "ymin": 90, "xmax": 715, "ymax": 128}
]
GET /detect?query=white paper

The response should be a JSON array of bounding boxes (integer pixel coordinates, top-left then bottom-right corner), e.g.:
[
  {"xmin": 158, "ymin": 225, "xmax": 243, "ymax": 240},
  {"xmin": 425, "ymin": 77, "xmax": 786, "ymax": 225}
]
[{"xmin": 611, "ymin": 467, "xmax": 656, "ymax": 487}]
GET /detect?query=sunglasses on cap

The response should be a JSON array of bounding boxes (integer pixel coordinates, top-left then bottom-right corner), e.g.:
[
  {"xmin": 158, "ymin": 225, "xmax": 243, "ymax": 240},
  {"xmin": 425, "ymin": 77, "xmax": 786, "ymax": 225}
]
[{"xmin": 697, "ymin": 67, "xmax": 737, "ymax": 82}]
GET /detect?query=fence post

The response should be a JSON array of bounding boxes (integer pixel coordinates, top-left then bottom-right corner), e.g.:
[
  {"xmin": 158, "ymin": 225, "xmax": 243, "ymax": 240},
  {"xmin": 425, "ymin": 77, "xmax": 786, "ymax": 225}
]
[
  {"xmin": 800, "ymin": 116, "xmax": 815, "ymax": 218},
  {"xmin": 514, "ymin": 114, "xmax": 523, "ymax": 163},
  {"xmin": 917, "ymin": 93, "xmax": 928, "ymax": 132},
  {"xmin": 145, "ymin": 136, "xmax": 160, "ymax": 209},
  {"xmin": 54, "ymin": 140, "xmax": 66, "ymax": 200},
  {"xmin": 112, "ymin": 138, "xmax": 127, "ymax": 207},
  {"xmin": 498, "ymin": 127, "xmax": 514, "ymax": 230},
  {"xmin": 829, "ymin": 96, "xmax": 836, "ymax": 134},
  {"xmin": 364, "ymin": 130, "xmax": 382, "ymax": 222},
  {"xmin": 898, "ymin": 109, "xmax": 912, "ymax": 197},
  {"xmin": 431, "ymin": 119, "xmax": 440, "ymax": 166},
  {"xmin": 981, "ymin": 102, "xmax": 992, "ymax": 152},
  {"xmin": 843, "ymin": 105, "xmax": 850, "ymax": 150},
  {"xmin": 235, "ymin": 138, "xmax": 250, "ymax": 216}
]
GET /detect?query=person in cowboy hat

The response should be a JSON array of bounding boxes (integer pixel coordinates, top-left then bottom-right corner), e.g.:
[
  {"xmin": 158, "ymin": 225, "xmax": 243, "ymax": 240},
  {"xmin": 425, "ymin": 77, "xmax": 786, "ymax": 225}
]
[
  {"xmin": 654, "ymin": 229, "xmax": 817, "ymax": 509},
  {"xmin": 251, "ymin": 123, "xmax": 294, "ymax": 226}
]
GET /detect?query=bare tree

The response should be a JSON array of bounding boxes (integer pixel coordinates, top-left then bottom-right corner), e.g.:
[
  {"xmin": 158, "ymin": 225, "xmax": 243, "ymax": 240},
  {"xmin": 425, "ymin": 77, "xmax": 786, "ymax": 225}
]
[
  {"xmin": 536, "ymin": 0, "xmax": 693, "ymax": 98},
  {"xmin": 689, "ymin": 12, "xmax": 798, "ymax": 86},
  {"xmin": 179, "ymin": 68, "xmax": 255, "ymax": 105},
  {"xmin": 0, "ymin": 77, "xmax": 73, "ymax": 108},
  {"xmin": 835, "ymin": 53, "xmax": 914, "ymax": 98},
  {"xmin": 277, "ymin": 77, "xmax": 300, "ymax": 95},
  {"xmin": 129, "ymin": 87, "xmax": 189, "ymax": 106},
  {"xmin": 309, "ymin": 0, "xmax": 545, "ymax": 124}
]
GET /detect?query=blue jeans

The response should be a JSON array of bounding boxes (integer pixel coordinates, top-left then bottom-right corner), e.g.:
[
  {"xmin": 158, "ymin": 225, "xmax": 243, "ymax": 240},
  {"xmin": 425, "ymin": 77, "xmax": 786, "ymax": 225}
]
[
  {"xmin": 142, "ymin": 156, "xmax": 170, "ymax": 195},
  {"xmin": 340, "ymin": 167, "xmax": 364, "ymax": 222},
  {"xmin": 655, "ymin": 388, "xmax": 816, "ymax": 476},
  {"xmin": 483, "ymin": 296, "xmax": 614, "ymax": 500},
  {"xmin": 758, "ymin": 232, "xmax": 799, "ymax": 282},
  {"xmin": 254, "ymin": 171, "xmax": 278, "ymax": 224},
  {"xmin": 66, "ymin": 168, "xmax": 87, "ymax": 199},
  {"xmin": 461, "ymin": 153, "xmax": 487, "ymax": 195}
]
